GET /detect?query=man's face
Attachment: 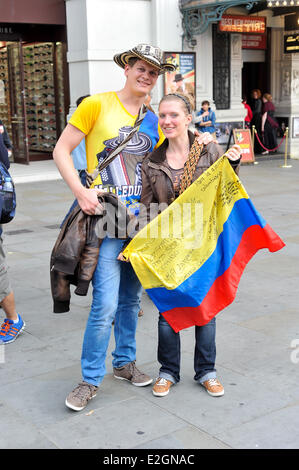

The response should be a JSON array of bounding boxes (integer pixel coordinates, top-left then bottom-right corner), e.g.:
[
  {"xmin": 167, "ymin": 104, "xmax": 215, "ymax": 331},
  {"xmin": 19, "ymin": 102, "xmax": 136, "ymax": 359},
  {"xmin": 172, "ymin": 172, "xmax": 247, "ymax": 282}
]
[
  {"xmin": 125, "ymin": 60, "xmax": 159, "ymax": 96},
  {"xmin": 175, "ymin": 79, "xmax": 183, "ymax": 89}
]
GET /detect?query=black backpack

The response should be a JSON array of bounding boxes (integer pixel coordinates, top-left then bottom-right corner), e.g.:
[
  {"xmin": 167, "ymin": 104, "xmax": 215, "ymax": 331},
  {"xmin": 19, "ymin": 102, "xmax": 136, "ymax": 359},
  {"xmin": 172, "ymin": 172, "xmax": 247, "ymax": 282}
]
[{"xmin": 0, "ymin": 161, "xmax": 16, "ymax": 224}]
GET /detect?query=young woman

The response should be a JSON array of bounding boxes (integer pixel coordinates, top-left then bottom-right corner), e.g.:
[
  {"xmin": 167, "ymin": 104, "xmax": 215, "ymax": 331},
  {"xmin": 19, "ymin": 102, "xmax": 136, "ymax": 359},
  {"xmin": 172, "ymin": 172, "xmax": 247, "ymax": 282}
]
[{"xmin": 138, "ymin": 93, "xmax": 241, "ymax": 398}]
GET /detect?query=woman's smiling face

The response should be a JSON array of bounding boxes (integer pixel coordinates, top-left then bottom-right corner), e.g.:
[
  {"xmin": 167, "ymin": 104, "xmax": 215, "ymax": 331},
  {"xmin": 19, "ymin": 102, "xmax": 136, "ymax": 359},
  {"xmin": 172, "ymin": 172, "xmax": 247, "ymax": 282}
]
[{"xmin": 158, "ymin": 99, "xmax": 192, "ymax": 139}]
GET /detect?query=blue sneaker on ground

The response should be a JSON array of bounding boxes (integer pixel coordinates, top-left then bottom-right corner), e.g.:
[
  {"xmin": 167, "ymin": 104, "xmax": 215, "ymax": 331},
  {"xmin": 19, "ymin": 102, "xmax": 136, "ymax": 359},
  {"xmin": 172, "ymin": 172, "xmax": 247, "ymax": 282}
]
[{"xmin": 0, "ymin": 315, "xmax": 25, "ymax": 344}]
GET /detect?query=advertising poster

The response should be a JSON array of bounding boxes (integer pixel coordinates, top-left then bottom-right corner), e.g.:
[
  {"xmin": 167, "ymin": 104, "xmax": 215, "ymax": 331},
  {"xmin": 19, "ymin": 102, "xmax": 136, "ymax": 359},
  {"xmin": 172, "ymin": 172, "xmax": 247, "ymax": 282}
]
[
  {"xmin": 233, "ymin": 128, "xmax": 255, "ymax": 163},
  {"xmin": 215, "ymin": 121, "xmax": 244, "ymax": 147},
  {"xmin": 164, "ymin": 52, "xmax": 196, "ymax": 109}
]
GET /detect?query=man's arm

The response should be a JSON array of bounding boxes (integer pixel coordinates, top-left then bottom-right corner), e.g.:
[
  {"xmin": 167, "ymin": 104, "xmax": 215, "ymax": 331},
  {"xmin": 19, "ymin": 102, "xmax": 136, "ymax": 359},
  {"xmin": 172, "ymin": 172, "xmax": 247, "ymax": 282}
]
[{"xmin": 53, "ymin": 123, "xmax": 102, "ymax": 215}]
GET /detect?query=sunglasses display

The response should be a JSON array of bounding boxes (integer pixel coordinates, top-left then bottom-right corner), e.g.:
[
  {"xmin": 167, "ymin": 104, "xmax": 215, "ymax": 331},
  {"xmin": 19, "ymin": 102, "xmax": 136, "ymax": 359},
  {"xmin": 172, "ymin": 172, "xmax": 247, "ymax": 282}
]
[
  {"xmin": 23, "ymin": 43, "xmax": 57, "ymax": 152},
  {"xmin": 0, "ymin": 41, "xmax": 66, "ymax": 157}
]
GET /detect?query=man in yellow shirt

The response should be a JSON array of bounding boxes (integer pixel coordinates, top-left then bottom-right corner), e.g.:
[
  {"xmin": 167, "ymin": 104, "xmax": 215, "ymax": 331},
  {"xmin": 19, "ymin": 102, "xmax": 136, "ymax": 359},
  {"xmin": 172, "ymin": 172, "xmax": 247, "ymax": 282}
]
[{"xmin": 53, "ymin": 44, "xmax": 175, "ymax": 411}]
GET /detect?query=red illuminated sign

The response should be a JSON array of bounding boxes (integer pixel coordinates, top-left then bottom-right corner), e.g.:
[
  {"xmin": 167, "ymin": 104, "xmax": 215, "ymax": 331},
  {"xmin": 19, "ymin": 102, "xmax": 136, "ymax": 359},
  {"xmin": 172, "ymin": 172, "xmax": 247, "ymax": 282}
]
[
  {"xmin": 242, "ymin": 34, "xmax": 267, "ymax": 50},
  {"xmin": 219, "ymin": 15, "xmax": 266, "ymax": 34}
]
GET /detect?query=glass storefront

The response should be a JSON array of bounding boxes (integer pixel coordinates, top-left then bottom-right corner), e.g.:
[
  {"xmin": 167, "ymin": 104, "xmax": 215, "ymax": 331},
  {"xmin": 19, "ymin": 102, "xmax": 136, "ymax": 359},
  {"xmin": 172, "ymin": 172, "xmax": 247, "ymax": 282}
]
[{"xmin": 0, "ymin": 39, "xmax": 68, "ymax": 163}]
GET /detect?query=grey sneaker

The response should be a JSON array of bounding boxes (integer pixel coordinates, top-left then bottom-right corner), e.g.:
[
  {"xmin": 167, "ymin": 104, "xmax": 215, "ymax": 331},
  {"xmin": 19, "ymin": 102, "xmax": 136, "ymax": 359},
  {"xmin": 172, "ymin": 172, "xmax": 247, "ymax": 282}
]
[
  {"xmin": 113, "ymin": 361, "xmax": 153, "ymax": 387},
  {"xmin": 65, "ymin": 381, "xmax": 98, "ymax": 411}
]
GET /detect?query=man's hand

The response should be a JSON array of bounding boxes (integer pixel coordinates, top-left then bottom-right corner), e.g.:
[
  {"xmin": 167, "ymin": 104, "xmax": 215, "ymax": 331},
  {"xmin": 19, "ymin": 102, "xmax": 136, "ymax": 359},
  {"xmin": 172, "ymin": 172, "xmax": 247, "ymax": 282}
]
[
  {"xmin": 226, "ymin": 144, "xmax": 242, "ymax": 161},
  {"xmin": 194, "ymin": 131, "xmax": 217, "ymax": 145},
  {"xmin": 76, "ymin": 187, "xmax": 105, "ymax": 215}
]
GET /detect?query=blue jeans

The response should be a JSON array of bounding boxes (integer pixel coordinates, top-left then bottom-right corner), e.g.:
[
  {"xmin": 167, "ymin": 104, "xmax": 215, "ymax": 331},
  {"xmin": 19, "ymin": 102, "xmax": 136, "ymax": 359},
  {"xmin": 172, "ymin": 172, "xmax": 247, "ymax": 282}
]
[
  {"xmin": 158, "ymin": 314, "xmax": 216, "ymax": 384},
  {"xmin": 81, "ymin": 237, "xmax": 142, "ymax": 386}
]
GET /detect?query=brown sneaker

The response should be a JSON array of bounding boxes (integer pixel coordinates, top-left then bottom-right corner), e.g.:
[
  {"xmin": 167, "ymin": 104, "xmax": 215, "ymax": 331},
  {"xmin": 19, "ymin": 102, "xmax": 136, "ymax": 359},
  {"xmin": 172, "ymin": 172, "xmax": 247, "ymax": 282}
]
[
  {"xmin": 113, "ymin": 361, "xmax": 153, "ymax": 387},
  {"xmin": 201, "ymin": 378, "xmax": 224, "ymax": 397},
  {"xmin": 65, "ymin": 382, "xmax": 98, "ymax": 411},
  {"xmin": 152, "ymin": 377, "xmax": 173, "ymax": 397}
]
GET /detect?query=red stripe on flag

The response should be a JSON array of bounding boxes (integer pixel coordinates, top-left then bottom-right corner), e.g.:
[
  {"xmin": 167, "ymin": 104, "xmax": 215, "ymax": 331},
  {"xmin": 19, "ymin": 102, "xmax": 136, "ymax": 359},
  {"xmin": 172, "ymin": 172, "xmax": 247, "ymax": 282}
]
[{"xmin": 162, "ymin": 224, "xmax": 285, "ymax": 333}]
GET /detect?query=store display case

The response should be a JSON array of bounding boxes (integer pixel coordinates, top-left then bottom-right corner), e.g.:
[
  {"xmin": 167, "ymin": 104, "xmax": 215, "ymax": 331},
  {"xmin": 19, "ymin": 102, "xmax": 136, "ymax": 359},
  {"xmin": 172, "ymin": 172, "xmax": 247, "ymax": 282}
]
[
  {"xmin": 0, "ymin": 47, "xmax": 12, "ymax": 142},
  {"xmin": 23, "ymin": 42, "xmax": 57, "ymax": 153}
]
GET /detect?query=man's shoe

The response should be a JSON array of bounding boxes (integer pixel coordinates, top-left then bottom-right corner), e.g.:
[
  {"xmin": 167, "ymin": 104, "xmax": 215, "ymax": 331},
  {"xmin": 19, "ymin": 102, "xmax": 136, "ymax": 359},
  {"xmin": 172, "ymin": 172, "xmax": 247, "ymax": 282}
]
[
  {"xmin": 113, "ymin": 361, "xmax": 153, "ymax": 387},
  {"xmin": 201, "ymin": 378, "xmax": 224, "ymax": 397},
  {"xmin": 0, "ymin": 315, "xmax": 25, "ymax": 344},
  {"xmin": 152, "ymin": 377, "xmax": 173, "ymax": 397},
  {"xmin": 65, "ymin": 382, "xmax": 98, "ymax": 411}
]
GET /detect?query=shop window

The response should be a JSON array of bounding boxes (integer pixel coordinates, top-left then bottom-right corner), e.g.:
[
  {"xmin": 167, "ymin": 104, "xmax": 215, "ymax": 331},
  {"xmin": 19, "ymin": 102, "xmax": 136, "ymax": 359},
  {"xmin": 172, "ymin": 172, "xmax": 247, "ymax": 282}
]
[
  {"xmin": 212, "ymin": 24, "xmax": 230, "ymax": 110},
  {"xmin": 0, "ymin": 40, "xmax": 67, "ymax": 162},
  {"xmin": 23, "ymin": 42, "xmax": 65, "ymax": 153}
]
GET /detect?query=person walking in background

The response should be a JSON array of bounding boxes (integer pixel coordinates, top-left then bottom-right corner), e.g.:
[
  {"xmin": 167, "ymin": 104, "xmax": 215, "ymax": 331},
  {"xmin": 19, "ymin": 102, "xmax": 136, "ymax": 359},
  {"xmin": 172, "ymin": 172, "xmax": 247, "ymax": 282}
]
[
  {"xmin": 53, "ymin": 44, "xmax": 176, "ymax": 412},
  {"xmin": 0, "ymin": 133, "xmax": 25, "ymax": 344},
  {"xmin": 0, "ymin": 119, "xmax": 12, "ymax": 159},
  {"xmin": 250, "ymin": 89, "xmax": 262, "ymax": 154},
  {"xmin": 194, "ymin": 100, "xmax": 216, "ymax": 139},
  {"xmin": 242, "ymin": 95, "xmax": 253, "ymax": 129},
  {"xmin": 71, "ymin": 95, "xmax": 90, "ymax": 186},
  {"xmin": 261, "ymin": 93, "xmax": 278, "ymax": 155},
  {"xmin": 121, "ymin": 93, "xmax": 241, "ymax": 398}
]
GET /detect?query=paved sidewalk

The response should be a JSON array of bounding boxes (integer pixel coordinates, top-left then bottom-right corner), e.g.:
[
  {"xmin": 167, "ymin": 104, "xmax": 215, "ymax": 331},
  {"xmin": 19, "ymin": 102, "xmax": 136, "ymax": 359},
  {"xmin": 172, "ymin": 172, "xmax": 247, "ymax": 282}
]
[{"xmin": 0, "ymin": 157, "xmax": 298, "ymax": 449}]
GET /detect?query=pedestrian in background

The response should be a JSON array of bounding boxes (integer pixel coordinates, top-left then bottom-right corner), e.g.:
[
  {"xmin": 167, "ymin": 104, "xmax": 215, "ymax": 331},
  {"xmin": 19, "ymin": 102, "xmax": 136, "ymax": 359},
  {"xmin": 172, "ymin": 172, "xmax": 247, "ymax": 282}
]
[
  {"xmin": 0, "ymin": 119, "xmax": 12, "ymax": 158},
  {"xmin": 242, "ymin": 95, "xmax": 253, "ymax": 129},
  {"xmin": 250, "ymin": 89, "xmax": 262, "ymax": 153},
  {"xmin": 194, "ymin": 100, "xmax": 216, "ymax": 139},
  {"xmin": 71, "ymin": 95, "xmax": 90, "ymax": 186},
  {"xmin": 261, "ymin": 93, "xmax": 278, "ymax": 155}
]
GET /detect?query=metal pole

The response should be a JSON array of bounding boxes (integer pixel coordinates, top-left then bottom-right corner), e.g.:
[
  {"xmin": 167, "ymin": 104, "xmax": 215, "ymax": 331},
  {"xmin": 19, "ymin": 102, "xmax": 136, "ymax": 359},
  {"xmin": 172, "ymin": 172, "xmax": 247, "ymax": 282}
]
[
  {"xmin": 280, "ymin": 127, "xmax": 292, "ymax": 168},
  {"xmin": 251, "ymin": 125, "xmax": 258, "ymax": 164}
]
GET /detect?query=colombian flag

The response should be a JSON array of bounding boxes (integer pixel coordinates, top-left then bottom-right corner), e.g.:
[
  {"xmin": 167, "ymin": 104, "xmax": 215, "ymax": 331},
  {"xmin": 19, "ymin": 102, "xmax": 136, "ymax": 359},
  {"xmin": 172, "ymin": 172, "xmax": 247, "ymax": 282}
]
[{"xmin": 123, "ymin": 156, "xmax": 285, "ymax": 332}]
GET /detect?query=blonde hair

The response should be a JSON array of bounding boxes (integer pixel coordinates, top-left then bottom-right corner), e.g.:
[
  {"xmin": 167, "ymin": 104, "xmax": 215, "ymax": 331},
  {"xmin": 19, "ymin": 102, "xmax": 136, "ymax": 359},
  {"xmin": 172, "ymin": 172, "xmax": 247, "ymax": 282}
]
[
  {"xmin": 159, "ymin": 93, "xmax": 193, "ymax": 114},
  {"xmin": 263, "ymin": 93, "xmax": 272, "ymax": 102}
]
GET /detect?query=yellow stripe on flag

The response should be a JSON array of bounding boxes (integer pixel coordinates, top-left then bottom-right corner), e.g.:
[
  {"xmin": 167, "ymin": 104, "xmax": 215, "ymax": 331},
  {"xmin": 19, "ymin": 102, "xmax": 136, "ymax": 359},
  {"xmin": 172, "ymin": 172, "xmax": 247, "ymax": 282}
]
[{"xmin": 123, "ymin": 156, "xmax": 248, "ymax": 290}]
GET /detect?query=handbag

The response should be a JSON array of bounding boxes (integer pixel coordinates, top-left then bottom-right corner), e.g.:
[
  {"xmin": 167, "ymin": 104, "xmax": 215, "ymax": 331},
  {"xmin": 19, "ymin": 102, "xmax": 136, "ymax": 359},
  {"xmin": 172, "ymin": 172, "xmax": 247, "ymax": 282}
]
[{"xmin": 85, "ymin": 104, "xmax": 147, "ymax": 188}]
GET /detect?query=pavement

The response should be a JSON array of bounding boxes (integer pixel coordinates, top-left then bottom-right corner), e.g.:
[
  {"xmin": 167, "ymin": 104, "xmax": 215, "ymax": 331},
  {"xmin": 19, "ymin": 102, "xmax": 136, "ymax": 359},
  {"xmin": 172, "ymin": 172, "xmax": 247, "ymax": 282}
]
[{"xmin": 0, "ymin": 155, "xmax": 298, "ymax": 451}]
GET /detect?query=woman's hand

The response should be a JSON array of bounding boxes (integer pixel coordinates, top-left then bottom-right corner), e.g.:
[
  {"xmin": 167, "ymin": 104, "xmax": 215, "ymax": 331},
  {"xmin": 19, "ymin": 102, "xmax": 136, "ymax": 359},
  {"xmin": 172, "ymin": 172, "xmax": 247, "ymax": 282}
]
[
  {"xmin": 226, "ymin": 144, "xmax": 242, "ymax": 161},
  {"xmin": 117, "ymin": 252, "xmax": 130, "ymax": 262}
]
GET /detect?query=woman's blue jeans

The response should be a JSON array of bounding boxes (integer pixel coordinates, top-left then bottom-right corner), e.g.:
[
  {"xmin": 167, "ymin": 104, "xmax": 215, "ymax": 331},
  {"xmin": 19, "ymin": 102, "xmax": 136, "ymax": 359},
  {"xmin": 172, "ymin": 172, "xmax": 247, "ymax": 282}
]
[
  {"xmin": 81, "ymin": 237, "xmax": 142, "ymax": 386},
  {"xmin": 158, "ymin": 314, "xmax": 216, "ymax": 384}
]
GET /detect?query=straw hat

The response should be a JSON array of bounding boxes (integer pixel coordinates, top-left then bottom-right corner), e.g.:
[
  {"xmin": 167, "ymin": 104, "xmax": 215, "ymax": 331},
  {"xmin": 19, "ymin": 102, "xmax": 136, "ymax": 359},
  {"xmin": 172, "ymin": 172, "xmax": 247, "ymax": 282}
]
[{"xmin": 113, "ymin": 44, "xmax": 176, "ymax": 75}]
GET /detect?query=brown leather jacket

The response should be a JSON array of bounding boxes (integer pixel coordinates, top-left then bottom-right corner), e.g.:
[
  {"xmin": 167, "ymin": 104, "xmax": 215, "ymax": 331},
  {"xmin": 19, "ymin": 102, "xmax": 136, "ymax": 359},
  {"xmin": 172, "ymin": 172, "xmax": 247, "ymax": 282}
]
[
  {"xmin": 50, "ymin": 193, "xmax": 130, "ymax": 313},
  {"xmin": 138, "ymin": 131, "xmax": 240, "ymax": 228}
]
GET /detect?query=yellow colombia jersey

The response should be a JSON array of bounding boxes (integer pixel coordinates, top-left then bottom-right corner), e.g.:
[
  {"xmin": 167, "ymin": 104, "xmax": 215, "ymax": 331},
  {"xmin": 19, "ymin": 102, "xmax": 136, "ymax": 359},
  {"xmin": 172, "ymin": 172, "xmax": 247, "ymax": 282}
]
[{"xmin": 69, "ymin": 92, "xmax": 164, "ymax": 214}]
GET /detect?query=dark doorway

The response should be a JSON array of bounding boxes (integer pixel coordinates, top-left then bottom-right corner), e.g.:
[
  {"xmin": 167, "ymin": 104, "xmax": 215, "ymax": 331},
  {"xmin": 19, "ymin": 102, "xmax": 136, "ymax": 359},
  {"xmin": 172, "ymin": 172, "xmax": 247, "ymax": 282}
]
[{"xmin": 242, "ymin": 62, "xmax": 269, "ymax": 102}]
